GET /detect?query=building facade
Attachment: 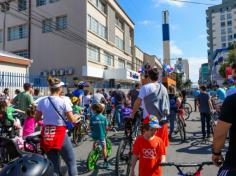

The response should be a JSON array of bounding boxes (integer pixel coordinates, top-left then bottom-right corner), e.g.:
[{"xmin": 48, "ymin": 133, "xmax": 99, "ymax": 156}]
[
  {"xmin": 0, "ymin": 0, "xmax": 140, "ymax": 87},
  {"xmin": 175, "ymin": 58, "xmax": 189, "ymax": 81},
  {"xmin": 199, "ymin": 63, "xmax": 209, "ymax": 85},
  {"xmin": 206, "ymin": 0, "xmax": 236, "ymax": 84}
]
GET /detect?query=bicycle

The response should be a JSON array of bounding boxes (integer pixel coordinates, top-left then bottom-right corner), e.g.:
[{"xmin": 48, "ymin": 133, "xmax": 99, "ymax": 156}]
[
  {"xmin": 182, "ymin": 102, "xmax": 193, "ymax": 120},
  {"xmin": 72, "ymin": 115, "xmax": 89, "ymax": 146},
  {"xmin": 87, "ymin": 138, "xmax": 112, "ymax": 171},
  {"xmin": 115, "ymin": 118, "xmax": 135, "ymax": 176},
  {"xmin": 175, "ymin": 109, "xmax": 186, "ymax": 142},
  {"xmin": 116, "ymin": 109, "xmax": 154, "ymax": 176},
  {"xmin": 161, "ymin": 161, "xmax": 213, "ymax": 176},
  {"xmin": 210, "ymin": 111, "xmax": 218, "ymax": 135}
]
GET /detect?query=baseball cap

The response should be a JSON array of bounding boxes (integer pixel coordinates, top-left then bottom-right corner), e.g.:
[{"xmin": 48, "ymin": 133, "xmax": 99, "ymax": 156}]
[{"xmin": 143, "ymin": 114, "xmax": 161, "ymax": 128}]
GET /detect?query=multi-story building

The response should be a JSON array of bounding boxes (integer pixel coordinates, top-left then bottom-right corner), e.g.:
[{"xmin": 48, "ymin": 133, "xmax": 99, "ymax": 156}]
[
  {"xmin": 0, "ymin": 0, "xmax": 139, "ymax": 87},
  {"xmin": 199, "ymin": 63, "xmax": 209, "ymax": 85},
  {"xmin": 206, "ymin": 0, "xmax": 236, "ymax": 83},
  {"xmin": 175, "ymin": 58, "xmax": 189, "ymax": 80}
]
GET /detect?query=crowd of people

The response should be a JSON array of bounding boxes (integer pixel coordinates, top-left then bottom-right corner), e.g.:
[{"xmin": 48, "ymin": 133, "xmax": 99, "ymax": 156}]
[{"xmin": 0, "ymin": 64, "xmax": 235, "ymax": 176}]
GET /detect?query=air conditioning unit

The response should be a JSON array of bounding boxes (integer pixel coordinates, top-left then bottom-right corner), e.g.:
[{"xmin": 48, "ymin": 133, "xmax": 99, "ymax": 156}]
[
  {"xmin": 50, "ymin": 70, "xmax": 57, "ymax": 76},
  {"xmin": 57, "ymin": 69, "xmax": 65, "ymax": 76},
  {"xmin": 40, "ymin": 71, "xmax": 48, "ymax": 77},
  {"xmin": 65, "ymin": 68, "xmax": 74, "ymax": 75}
]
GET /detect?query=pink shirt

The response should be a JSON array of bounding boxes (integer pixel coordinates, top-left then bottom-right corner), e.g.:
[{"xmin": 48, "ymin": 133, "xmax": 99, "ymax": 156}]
[{"xmin": 23, "ymin": 116, "xmax": 36, "ymax": 137}]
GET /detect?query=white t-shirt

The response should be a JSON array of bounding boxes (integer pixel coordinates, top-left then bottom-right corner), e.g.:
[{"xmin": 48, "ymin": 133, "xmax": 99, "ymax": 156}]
[
  {"xmin": 138, "ymin": 82, "xmax": 168, "ymax": 118},
  {"xmin": 37, "ymin": 96, "xmax": 72, "ymax": 126},
  {"xmin": 83, "ymin": 95, "xmax": 91, "ymax": 105}
]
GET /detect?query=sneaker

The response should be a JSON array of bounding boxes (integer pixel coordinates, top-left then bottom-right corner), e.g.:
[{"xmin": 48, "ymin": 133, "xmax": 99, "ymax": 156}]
[{"xmin": 103, "ymin": 161, "xmax": 111, "ymax": 169}]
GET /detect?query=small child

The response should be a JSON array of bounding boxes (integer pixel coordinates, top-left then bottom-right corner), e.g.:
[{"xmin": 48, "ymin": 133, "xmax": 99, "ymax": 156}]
[
  {"xmin": 23, "ymin": 105, "xmax": 42, "ymax": 138},
  {"xmin": 0, "ymin": 100, "xmax": 23, "ymax": 137},
  {"xmin": 121, "ymin": 100, "xmax": 133, "ymax": 119},
  {"xmin": 71, "ymin": 96, "xmax": 83, "ymax": 115},
  {"xmin": 131, "ymin": 114, "xmax": 166, "ymax": 176},
  {"xmin": 90, "ymin": 104, "xmax": 109, "ymax": 168}
]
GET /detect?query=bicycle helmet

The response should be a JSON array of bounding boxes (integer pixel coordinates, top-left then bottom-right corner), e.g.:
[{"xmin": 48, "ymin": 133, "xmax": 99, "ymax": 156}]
[{"xmin": 0, "ymin": 154, "xmax": 54, "ymax": 176}]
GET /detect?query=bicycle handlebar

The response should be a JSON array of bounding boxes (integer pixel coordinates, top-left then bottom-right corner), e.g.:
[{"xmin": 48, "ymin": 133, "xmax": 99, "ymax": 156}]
[{"xmin": 160, "ymin": 161, "xmax": 214, "ymax": 167}]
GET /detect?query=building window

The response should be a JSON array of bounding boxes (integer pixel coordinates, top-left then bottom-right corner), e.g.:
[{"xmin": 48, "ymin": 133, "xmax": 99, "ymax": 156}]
[
  {"xmin": 103, "ymin": 52, "xmax": 113, "ymax": 66},
  {"xmin": 56, "ymin": 16, "xmax": 67, "ymax": 30},
  {"xmin": 49, "ymin": 0, "xmax": 60, "ymax": 3},
  {"xmin": 234, "ymin": 33, "xmax": 236, "ymax": 39},
  {"xmin": 99, "ymin": 23, "xmax": 106, "ymax": 39},
  {"xmin": 90, "ymin": 0, "xmax": 106, "ymax": 14},
  {"xmin": 118, "ymin": 59, "xmax": 125, "ymax": 68},
  {"xmin": 0, "ymin": 30, "xmax": 2, "ymax": 43},
  {"xmin": 227, "ymin": 21, "xmax": 232, "ymax": 26},
  {"xmin": 88, "ymin": 15, "xmax": 107, "ymax": 39},
  {"xmin": 228, "ymin": 27, "xmax": 233, "ymax": 34},
  {"xmin": 42, "ymin": 19, "xmax": 53, "ymax": 33},
  {"xmin": 18, "ymin": 0, "xmax": 27, "ymax": 11},
  {"xmin": 221, "ymin": 28, "xmax": 226, "ymax": 35},
  {"xmin": 126, "ymin": 62, "xmax": 132, "ymax": 70},
  {"xmin": 116, "ymin": 16, "xmax": 124, "ymax": 30},
  {"xmin": 13, "ymin": 50, "xmax": 28, "ymax": 58},
  {"xmin": 115, "ymin": 36, "xmax": 124, "ymax": 50},
  {"xmin": 227, "ymin": 13, "xmax": 232, "ymax": 19},
  {"xmin": 36, "ymin": 0, "xmax": 46, "ymax": 6},
  {"xmin": 91, "ymin": 17, "xmax": 98, "ymax": 33},
  {"xmin": 8, "ymin": 24, "xmax": 27, "ymax": 41},
  {"xmin": 228, "ymin": 35, "xmax": 233, "ymax": 41},
  {"xmin": 221, "ymin": 36, "xmax": 226, "ymax": 42},
  {"xmin": 222, "ymin": 43, "xmax": 226, "ymax": 48},
  {"xmin": 221, "ymin": 22, "xmax": 226, "ymax": 27},
  {"xmin": 88, "ymin": 45, "xmax": 99, "ymax": 62},
  {"xmin": 220, "ymin": 15, "xmax": 225, "ymax": 21},
  {"xmin": 229, "ymin": 42, "xmax": 232, "ymax": 47}
]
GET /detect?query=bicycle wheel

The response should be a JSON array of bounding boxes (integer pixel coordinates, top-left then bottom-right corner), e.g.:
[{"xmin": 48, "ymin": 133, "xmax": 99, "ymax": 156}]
[
  {"xmin": 183, "ymin": 103, "xmax": 192, "ymax": 120},
  {"xmin": 87, "ymin": 149, "xmax": 99, "ymax": 171},
  {"xmin": 106, "ymin": 138, "xmax": 112, "ymax": 157},
  {"xmin": 72, "ymin": 126, "xmax": 83, "ymax": 146},
  {"xmin": 177, "ymin": 117, "xmax": 186, "ymax": 142},
  {"xmin": 116, "ymin": 139, "xmax": 132, "ymax": 176}
]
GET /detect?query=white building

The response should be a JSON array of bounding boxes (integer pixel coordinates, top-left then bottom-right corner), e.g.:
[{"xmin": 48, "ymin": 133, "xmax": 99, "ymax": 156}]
[
  {"xmin": 175, "ymin": 58, "xmax": 189, "ymax": 81},
  {"xmin": 0, "ymin": 0, "xmax": 140, "ymax": 88},
  {"xmin": 206, "ymin": 0, "xmax": 236, "ymax": 84}
]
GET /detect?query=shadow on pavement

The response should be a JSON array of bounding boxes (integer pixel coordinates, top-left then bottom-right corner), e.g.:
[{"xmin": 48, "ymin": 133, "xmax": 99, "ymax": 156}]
[{"xmin": 77, "ymin": 160, "xmax": 90, "ymax": 175}]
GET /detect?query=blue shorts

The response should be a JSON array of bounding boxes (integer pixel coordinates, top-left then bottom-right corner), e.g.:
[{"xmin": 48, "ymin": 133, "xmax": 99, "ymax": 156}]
[{"xmin": 95, "ymin": 139, "xmax": 106, "ymax": 148}]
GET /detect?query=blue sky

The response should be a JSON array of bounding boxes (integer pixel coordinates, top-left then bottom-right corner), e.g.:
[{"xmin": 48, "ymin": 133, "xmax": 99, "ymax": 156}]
[{"xmin": 117, "ymin": 0, "xmax": 222, "ymax": 82}]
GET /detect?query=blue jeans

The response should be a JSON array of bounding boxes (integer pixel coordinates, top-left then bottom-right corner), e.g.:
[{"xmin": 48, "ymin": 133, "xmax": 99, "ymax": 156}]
[
  {"xmin": 168, "ymin": 111, "xmax": 176, "ymax": 136},
  {"xmin": 200, "ymin": 112, "xmax": 211, "ymax": 138},
  {"xmin": 114, "ymin": 104, "xmax": 123, "ymax": 128},
  {"xmin": 46, "ymin": 134, "xmax": 78, "ymax": 176}
]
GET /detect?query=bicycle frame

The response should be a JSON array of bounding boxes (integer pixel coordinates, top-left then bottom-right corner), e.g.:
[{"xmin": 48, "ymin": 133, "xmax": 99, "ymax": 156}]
[{"xmin": 161, "ymin": 162, "xmax": 213, "ymax": 176}]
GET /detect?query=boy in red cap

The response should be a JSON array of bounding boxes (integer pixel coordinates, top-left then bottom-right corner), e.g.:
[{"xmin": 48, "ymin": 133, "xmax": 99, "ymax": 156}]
[{"xmin": 131, "ymin": 114, "xmax": 166, "ymax": 176}]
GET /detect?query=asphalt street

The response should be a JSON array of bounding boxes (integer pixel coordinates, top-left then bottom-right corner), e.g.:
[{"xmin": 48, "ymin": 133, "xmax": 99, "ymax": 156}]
[{"xmin": 71, "ymin": 99, "xmax": 222, "ymax": 176}]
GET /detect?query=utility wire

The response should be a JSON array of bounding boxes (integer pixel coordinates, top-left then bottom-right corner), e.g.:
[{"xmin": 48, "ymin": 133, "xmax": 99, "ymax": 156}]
[{"xmin": 169, "ymin": 0, "xmax": 217, "ymax": 6}]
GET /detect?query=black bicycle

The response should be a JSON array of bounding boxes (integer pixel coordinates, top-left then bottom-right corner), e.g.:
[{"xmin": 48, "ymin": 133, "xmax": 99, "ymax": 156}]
[
  {"xmin": 161, "ymin": 161, "xmax": 213, "ymax": 176},
  {"xmin": 175, "ymin": 109, "xmax": 186, "ymax": 142},
  {"xmin": 183, "ymin": 102, "xmax": 193, "ymax": 120},
  {"xmin": 115, "ymin": 118, "xmax": 134, "ymax": 176}
]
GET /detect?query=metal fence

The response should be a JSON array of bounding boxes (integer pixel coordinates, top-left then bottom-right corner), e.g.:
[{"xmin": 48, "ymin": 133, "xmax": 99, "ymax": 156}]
[{"xmin": 0, "ymin": 71, "xmax": 67, "ymax": 97}]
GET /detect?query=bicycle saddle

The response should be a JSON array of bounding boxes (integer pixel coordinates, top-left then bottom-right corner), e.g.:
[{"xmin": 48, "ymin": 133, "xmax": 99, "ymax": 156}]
[{"xmin": 25, "ymin": 135, "xmax": 41, "ymax": 144}]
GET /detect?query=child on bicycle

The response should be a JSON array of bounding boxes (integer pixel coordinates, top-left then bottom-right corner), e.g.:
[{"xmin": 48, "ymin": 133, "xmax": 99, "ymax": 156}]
[
  {"xmin": 90, "ymin": 103, "xmax": 109, "ymax": 168},
  {"xmin": 71, "ymin": 96, "xmax": 83, "ymax": 115},
  {"xmin": 122, "ymin": 100, "xmax": 133, "ymax": 135},
  {"xmin": 0, "ymin": 99, "xmax": 24, "ymax": 137},
  {"xmin": 131, "ymin": 114, "xmax": 166, "ymax": 176},
  {"xmin": 23, "ymin": 105, "xmax": 42, "ymax": 138}
]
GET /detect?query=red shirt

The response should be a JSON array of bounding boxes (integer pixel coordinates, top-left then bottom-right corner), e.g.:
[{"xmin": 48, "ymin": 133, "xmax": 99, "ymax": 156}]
[{"xmin": 133, "ymin": 135, "xmax": 166, "ymax": 176}]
